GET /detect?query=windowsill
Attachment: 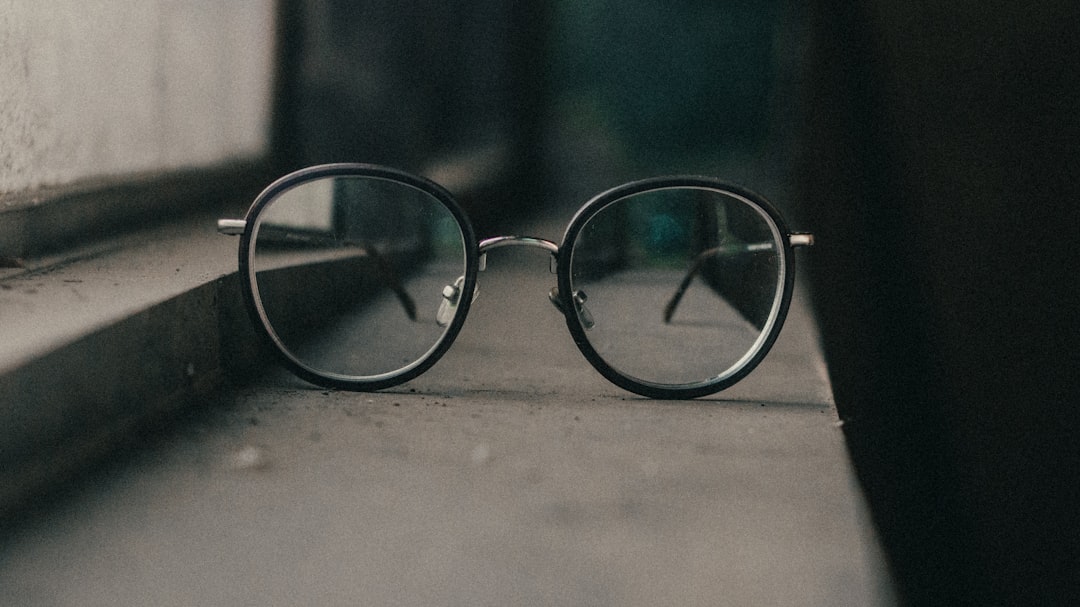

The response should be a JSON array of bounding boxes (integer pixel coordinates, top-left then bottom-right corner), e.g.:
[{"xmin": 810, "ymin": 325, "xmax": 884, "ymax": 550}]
[
  {"xmin": 0, "ymin": 209, "xmax": 260, "ymax": 513},
  {"xmin": 0, "ymin": 148, "xmax": 518, "ymax": 514},
  {"xmin": 0, "ymin": 201, "xmax": 899, "ymax": 604}
]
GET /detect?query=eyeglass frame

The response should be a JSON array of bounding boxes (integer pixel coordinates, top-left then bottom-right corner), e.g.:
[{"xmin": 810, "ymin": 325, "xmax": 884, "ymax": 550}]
[{"xmin": 219, "ymin": 163, "xmax": 813, "ymax": 400}]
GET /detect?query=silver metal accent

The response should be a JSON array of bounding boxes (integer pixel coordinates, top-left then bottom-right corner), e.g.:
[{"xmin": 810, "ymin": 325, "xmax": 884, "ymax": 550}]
[
  {"xmin": 478, "ymin": 235, "xmax": 559, "ymax": 255},
  {"xmin": 437, "ymin": 275, "xmax": 479, "ymax": 327},
  {"xmin": 548, "ymin": 287, "xmax": 565, "ymax": 314},
  {"xmin": 789, "ymin": 233, "xmax": 815, "ymax": 247},
  {"xmin": 479, "ymin": 236, "xmax": 559, "ymax": 274},
  {"xmin": 572, "ymin": 290, "xmax": 594, "ymax": 329},
  {"xmin": 548, "ymin": 287, "xmax": 594, "ymax": 329},
  {"xmin": 217, "ymin": 218, "xmax": 247, "ymax": 235},
  {"xmin": 437, "ymin": 276, "xmax": 466, "ymax": 327}
]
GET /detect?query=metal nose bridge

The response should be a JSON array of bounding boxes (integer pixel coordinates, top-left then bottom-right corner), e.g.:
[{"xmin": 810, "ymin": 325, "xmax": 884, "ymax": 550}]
[
  {"xmin": 476, "ymin": 235, "xmax": 574, "ymax": 320},
  {"xmin": 477, "ymin": 235, "xmax": 559, "ymax": 271},
  {"xmin": 478, "ymin": 235, "xmax": 559, "ymax": 255}
]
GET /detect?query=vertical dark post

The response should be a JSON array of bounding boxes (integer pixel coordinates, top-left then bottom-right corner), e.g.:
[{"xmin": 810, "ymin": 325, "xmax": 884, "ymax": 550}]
[
  {"xmin": 798, "ymin": 2, "xmax": 1080, "ymax": 604},
  {"xmin": 269, "ymin": 0, "xmax": 306, "ymax": 174}
]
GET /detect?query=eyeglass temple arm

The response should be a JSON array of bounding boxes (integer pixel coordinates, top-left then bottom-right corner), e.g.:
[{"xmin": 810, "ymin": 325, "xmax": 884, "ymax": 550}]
[
  {"xmin": 217, "ymin": 218, "xmax": 418, "ymax": 321},
  {"xmin": 663, "ymin": 233, "xmax": 814, "ymax": 324},
  {"xmin": 353, "ymin": 239, "xmax": 417, "ymax": 321},
  {"xmin": 218, "ymin": 218, "xmax": 246, "ymax": 235}
]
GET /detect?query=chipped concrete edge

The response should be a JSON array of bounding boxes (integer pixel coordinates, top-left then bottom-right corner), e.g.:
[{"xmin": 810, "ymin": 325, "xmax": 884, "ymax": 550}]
[
  {"xmin": 0, "ymin": 271, "xmax": 265, "ymax": 515},
  {"xmin": 0, "ymin": 200, "xmax": 282, "ymax": 516}
]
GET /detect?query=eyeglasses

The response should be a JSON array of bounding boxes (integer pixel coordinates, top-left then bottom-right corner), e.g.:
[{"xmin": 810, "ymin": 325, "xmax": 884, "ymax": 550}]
[{"xmin": 218, "ymin": 163, "xmax": 813, "ymax": 399}]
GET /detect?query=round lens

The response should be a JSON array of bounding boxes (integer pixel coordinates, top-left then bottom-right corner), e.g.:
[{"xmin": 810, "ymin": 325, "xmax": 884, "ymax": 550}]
[
  {"xmin": 566, "ymin": 184, "xmax": 787, "ymax": 392},
  {"xmin": 247, "ymin": 173, "xmax": 470, "ymax": 384}
]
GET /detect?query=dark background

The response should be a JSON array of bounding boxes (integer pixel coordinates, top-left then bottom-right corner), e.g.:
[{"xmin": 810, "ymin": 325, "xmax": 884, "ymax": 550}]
[
  {"xmin": 799, "ymin": 2, "xmax": 1080, "ymax": 604},
  {"xmin": 270, "ymin": 1, "xmax": 1080, "ymax": 604}
]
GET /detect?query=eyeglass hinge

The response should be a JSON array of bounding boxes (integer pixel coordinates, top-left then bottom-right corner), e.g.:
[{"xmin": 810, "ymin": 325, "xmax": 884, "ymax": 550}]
[
  {"xmin": 789, "ymin": 233, "xmax": 814, "ymax": 247},
  {"xmin": 217, "ymin": 219, "xmax": 247, "ymax": 236}
]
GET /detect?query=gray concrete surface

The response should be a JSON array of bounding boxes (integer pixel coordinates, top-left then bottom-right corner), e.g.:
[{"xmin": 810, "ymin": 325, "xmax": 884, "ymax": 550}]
[{"xmin": 0, "ymin": 213, "xmax": 895, "ymax": 605}]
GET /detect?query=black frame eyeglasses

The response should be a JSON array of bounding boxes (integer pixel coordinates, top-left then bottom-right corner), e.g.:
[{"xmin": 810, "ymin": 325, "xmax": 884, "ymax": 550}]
[{"xmin": 218, "ymin": 163, "xmax": 813, "ymax": 399}]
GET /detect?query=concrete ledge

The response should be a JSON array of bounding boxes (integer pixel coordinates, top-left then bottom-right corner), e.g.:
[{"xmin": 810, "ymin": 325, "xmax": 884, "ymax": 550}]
[
  {"xmin": 0, "ymin": 211, "xmax": 899, "ymax": 605},
  {"xmin": 0, "ymin": 147, "xmax": 523, "ymax": 515},
  {"xmin": 0, "ymin": 212, "xmax": 261, "ymax": 514}
]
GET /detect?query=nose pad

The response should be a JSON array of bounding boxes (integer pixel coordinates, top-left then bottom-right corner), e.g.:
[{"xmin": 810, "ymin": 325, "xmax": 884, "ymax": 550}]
[
  {"xmin": 548, "ymin": 287, "xmax": 595, "ymax": 329},
  {"xmin": 547, "ymin": 287, "xmax": 565, "ymax": 314},
  {"xmin": 437, "ymin": 276, "xmax": 478, "ymax": 327}
]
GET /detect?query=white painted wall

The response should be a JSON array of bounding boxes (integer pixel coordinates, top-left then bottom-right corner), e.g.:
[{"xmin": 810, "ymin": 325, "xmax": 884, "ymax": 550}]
[{"xmin": 0, "ymin": 0, "xmax": 276, "ymax": 194}]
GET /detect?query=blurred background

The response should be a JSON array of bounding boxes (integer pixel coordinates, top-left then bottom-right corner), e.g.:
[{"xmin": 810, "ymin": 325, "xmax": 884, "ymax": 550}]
[
  {"xmin": 273, "ymin": 0, "xmax": 799, "ymax": 232},
  {"xmin": 275, "ymin": 3, "xmax": 1080, "ymax": 604},
  {"xmin": 3, "ymin": 1, "xmax": 1078, "ymax": 604}
]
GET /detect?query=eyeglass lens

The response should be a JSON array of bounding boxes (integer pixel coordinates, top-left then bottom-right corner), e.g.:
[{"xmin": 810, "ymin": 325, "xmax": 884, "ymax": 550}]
[
  {"xmin": 566, "ymin": 187, "xmax": 783, "ymax": 388},
  {"xmin": 249, "ymin": 175, "xmax": 467, "ymax": 380}
]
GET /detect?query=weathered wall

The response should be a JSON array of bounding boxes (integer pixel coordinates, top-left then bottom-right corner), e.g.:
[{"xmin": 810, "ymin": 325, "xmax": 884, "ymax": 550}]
[{"xmin": 0, "ymin": 1, "xmax": 276, "ymax": 195}]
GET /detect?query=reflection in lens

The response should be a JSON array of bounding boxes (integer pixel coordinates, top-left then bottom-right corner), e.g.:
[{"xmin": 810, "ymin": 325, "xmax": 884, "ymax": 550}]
[
  {"xmin": 569, "ymin": 187, "xmax": 784, "ymax": 387},
  {"xmin": 249, "ymin": 175, "xmax": 466, "ymax": 380}
]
